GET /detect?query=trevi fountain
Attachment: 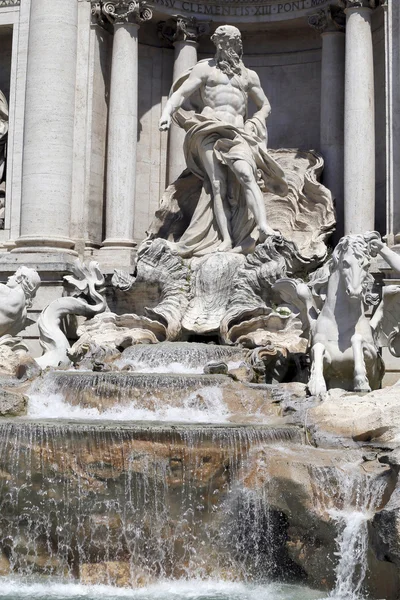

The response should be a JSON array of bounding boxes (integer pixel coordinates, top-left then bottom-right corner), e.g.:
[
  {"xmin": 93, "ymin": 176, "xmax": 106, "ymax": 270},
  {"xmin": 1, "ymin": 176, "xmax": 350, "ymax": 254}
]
[{"xmin": 0, "ymin": 1, "xmax": 399, "ymax": 599}]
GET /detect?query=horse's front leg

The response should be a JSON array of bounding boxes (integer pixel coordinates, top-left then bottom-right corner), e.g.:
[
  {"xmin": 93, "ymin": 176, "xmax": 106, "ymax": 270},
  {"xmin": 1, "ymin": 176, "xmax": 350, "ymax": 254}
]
[
  {"xmin": 351, "ymin": 333, "xmax": 371, "ymax": 392},
  {"xmin": 307, "ymin": 342, "xmax": 328, "ymax": 398}
]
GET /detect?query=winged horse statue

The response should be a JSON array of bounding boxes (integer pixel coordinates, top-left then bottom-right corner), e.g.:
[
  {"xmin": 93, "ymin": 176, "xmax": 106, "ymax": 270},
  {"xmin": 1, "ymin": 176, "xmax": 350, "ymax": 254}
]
[{"xmin": 274, "ymin": 232, "xmax": 385, "ymax": 397}]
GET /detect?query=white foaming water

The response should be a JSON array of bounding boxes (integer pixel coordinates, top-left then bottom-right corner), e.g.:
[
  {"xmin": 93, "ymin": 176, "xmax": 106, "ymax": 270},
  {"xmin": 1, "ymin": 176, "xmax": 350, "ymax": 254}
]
[
  {"xmin": 327, "ymin": 510, "xmax": 370, "ymax": 600},
  {"xmin": 314, "ymin": 463, "xmax": 386, "ymax": 600},
  {"xmin": 0, "ymin": 579, "xmax": 326, "ymax": 600},
  {"xmin": 114, "ymin": 360, "xmax": 244, "ymax": 374},
  {"xmin": 27, "ymin": 386, "xmax": 231, "ymax": 423}
]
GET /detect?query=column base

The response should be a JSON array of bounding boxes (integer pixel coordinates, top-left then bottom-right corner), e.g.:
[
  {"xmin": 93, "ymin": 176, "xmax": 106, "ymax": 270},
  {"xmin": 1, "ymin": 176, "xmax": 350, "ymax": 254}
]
[
  {"xmin": 12, "ymin": 235, "xmax": 77, "ymax": 255},
  {"xmin": 98, "ymin": 243, "xmax": 137, "ymax": 273}
]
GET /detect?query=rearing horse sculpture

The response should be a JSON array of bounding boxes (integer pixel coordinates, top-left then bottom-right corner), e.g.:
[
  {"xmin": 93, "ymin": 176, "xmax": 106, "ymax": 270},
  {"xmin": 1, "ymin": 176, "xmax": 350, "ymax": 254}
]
[{"xmin": 274, "ymin": 232, "xmax": 384, "ymax": 397}]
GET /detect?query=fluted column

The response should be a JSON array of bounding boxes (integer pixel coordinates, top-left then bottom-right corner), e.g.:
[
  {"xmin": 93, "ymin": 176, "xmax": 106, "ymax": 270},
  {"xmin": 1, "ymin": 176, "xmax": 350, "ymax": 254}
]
[
  {"xmin": 342, "ymin": 0, "xmax": 377, "ymax": 235},
  {"xmin": 93, "ymin": 0, "xmax": 152, "ymax": 267},
  {"xmin": 309, "ymin": 6, "xmax": 345, "ymax": 240},
  {"xmin": 14, "ymin": 0, "xmax": 78, "ymax": 253},
  {"xmin": 159, "ymin": 17, "xmax": 208, "ymax": 184}
]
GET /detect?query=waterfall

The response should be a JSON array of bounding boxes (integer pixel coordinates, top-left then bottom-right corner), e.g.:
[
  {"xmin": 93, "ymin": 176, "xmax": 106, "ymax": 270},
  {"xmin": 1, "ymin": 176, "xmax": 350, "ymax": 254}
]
[
  {"xmin": 0, "ymin": 421, "xmax": 302, "ymax": 586},
  {"xmin": 314, "ymin": 464, "xmax": 386, "ymax": 600},
  {"xmin": 115, "ymin": 342, "xmax": 248, "ymax": 373}
]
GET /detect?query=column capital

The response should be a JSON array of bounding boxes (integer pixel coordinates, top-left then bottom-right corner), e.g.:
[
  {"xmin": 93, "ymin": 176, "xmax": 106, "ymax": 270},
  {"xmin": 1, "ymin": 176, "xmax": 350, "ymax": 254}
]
[
  {"xmin": 158, "ymin": 16, "xmax": 209, "ymax": 45},
  {"xmin": 308, "ymin": 6, "xmax": 345, "ymax": 33},
  {"xmin": 91, "ymin": 1, "xmax": 152, "ymax": 28},
  {"xmin": 338, "ymin": 0, "xmax": 377, "ymax": 9}
]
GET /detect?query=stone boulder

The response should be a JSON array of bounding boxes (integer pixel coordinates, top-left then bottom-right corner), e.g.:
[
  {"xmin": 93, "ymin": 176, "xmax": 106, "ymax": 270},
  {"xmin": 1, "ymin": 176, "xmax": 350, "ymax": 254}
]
[
  {"xmin": 242, "ymin": 443, "xmax": 395, "ymax": 595},
  {"xmin": 307, "ymin": 386, "xmax": 400, "ymax": 447},
  {"xmin": 0, "ymin": 388, "xmax": 26, "ymax": 416}
]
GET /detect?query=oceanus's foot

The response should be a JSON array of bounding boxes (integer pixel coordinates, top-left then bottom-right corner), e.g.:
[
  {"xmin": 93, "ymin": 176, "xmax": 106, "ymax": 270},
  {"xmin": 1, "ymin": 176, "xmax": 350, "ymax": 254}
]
[
  {"xmin": 259, "ymin": 226, "xmax": 279, "ymax": 242},
  {"xmin": 218, "ymin": 239, "xmax": 233, "ymax": 252}
]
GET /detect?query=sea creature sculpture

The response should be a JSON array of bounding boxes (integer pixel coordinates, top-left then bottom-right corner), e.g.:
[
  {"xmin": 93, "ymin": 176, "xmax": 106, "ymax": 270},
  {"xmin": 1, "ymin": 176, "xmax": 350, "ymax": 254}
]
[{"xmin": 36, "ymin": 261, "xmax": 107, "ymax": 368}]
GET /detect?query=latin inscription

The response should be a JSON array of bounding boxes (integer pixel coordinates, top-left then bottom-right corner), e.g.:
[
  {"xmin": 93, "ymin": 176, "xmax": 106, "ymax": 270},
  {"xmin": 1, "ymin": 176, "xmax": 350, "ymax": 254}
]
[{"xmin": 149, "ymin": 0, "xmax": 329, "ymax": 17}]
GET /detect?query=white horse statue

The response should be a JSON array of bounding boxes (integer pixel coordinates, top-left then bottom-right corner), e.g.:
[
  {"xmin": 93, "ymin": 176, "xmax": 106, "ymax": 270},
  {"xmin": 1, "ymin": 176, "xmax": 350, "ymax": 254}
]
[{"xmin": 274, "ymin": 232, "xmax": 384, "ymax": 397}]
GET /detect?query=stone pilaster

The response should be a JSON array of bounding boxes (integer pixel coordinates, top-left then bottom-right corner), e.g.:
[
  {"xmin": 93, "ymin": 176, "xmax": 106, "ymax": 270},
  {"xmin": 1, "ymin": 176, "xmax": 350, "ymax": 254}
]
[
  {"xmin": 340, "ymin": 0, "xmax": 377, "ymax": 235},
  {"xmin": 13, "ymin": 0, "xmax": 78, "ymax": 255},
  {"xmin": 159, "ymin": 16, "xmax": 209, "ymax": 184},
  {"xmin": 93, "ymin": 1, "xmax": 152, "ymax": 269},
  {"xmin": 309, "ymin": 5, "xmax": 345, "ymax": 240},
  {"xmin": 381, "ymin": 0, "xmax": 400, "ymax": 249}
]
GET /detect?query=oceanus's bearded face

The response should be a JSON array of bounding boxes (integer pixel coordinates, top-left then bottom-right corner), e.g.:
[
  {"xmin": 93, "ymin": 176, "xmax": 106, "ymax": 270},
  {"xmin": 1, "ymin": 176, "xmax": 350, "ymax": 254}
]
[{"xmin": 212, "ymin": 31, "xmax": 243, "ymax": 76}]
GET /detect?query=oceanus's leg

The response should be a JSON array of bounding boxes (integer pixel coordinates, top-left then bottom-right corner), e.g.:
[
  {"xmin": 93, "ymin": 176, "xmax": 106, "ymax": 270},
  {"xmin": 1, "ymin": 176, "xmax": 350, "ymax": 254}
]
[
  {"xmin": 351, "ymin": 333, "xmax": 371, "ymax": 392},
  {"xmin": 198, "ymin": 142, "xmax": 231, "ymax": 251},
  {"xmin": 231, "ymin": 159, "xmax": 278, "ymax": 239},
  {"xmin": 307, "ymin": 342, "xmax": 327, "ymax": 398}
]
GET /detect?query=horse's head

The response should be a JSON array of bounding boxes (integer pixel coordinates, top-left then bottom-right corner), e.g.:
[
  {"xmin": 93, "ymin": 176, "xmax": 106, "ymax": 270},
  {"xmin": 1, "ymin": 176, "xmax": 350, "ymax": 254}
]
[{"xmin": 332, "ymin": 233, "xmax": 380, "ymax": 303}]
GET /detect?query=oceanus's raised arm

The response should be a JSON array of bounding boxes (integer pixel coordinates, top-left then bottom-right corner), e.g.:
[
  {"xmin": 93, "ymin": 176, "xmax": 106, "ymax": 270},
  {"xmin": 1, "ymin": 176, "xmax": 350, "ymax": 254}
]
[{"xmin": 159, "ymin": 63, "xmax": 206, "ymax": 131}]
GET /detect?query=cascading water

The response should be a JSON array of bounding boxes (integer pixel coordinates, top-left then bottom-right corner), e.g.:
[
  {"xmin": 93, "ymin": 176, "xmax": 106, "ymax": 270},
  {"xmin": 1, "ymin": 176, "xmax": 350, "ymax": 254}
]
[
  {"xmin": 0, "ymin": 342, "xmax": 393, "ymax": 599},
  {"xmin": 0, "ymin": 421, "xmax": 303, "ymax": 588},
  {"xmin": 313, "ymin": 465, "xmax": 387, "ymax": 600},
  {"xmin": 114, "ymin": 342, "xmax": 248, "ymax": 374}
]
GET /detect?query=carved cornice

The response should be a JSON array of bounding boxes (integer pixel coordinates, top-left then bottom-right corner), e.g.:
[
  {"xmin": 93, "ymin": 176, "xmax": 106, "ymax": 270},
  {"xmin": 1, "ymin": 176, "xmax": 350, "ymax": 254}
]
[
  {"xmin": 338, "ymin": 0, "xmax": 377, "ymax": 9},
  {"xmin": 158, "ymin": 15, "xmax": 209, "ymax": 45},
  {"xmin": 308, "ymin": 6, "xmax": 345, "ymax": 33},
  {"xmin": 0, "ymin": 0, "xmax": 20, "ymax": 6},
  {"xmin": 91, "ymin": 1, "xmax": 152, "ymax": 28}
]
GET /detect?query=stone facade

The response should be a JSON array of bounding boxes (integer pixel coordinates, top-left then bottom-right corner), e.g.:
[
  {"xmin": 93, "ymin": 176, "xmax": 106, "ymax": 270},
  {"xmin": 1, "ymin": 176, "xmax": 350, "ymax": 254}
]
[{"xmin": 0, "ymin": 0, "xmax": 393, "ymax": 355}]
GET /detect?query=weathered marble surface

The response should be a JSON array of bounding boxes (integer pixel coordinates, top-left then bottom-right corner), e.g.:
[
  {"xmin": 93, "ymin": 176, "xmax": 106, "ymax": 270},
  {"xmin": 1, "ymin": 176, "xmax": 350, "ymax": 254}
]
[
  {"xmin": 78, "ymin": 236, "xmax": 314, "ymax": 360},
  {"xmin": 37, "ymin": 261, "xmax": 106, "ymax": 368},
  {"xmin": 148, "ymin": 149, "xmax": 334, "ymax": 262}
]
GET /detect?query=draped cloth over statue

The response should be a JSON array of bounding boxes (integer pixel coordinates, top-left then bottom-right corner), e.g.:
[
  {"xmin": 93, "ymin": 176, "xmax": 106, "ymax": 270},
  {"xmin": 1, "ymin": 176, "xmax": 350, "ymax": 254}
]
[
  {"xmin": 162, "ymin": 63, "xmax": 288, "ymax": 257},
  {"xmin": 149, "ymin": 64, "xmax": 335, "ymax": 263}
]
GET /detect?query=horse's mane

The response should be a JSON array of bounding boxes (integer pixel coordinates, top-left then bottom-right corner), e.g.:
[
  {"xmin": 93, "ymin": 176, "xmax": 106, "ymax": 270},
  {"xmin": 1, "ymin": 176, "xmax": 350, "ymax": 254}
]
[{"xmin": 308, "ymin": 232, "xmax": 380, "ymax": 306}]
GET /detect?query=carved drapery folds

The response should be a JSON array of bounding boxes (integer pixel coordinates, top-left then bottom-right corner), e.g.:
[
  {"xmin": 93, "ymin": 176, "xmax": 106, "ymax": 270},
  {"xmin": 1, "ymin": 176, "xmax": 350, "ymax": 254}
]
[
  {"xmin": 308, "ymin": 6, "xmax": 345, "ymax": 33},
  {"xmin": 91, "ymin": 0, "xmax": 152, "ymax": 27},
  {"xmin": 158, "ymin": 15, "xmax": 209, "ymax": 45}
]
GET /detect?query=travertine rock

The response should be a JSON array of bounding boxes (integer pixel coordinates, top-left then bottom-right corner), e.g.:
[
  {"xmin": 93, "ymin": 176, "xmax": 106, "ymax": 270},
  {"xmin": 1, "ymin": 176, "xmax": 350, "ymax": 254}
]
[
  {"xmin": 0, "ymin": 388, "xmax": 26, "ymax": 417},
  {"xmin": 307, "ymin": 386, "xmax": 400, "ymax": 447}
]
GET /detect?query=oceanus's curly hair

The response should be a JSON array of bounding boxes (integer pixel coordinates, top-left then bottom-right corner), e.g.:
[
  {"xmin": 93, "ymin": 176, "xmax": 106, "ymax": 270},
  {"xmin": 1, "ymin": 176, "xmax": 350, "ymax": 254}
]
[
  {"xmin": 211, "ymin": 25, "xmax": 243, "ymax": 76},
  {"xmin": 308, "ymin": 232, "xmax": 381, "ymax": 306}
]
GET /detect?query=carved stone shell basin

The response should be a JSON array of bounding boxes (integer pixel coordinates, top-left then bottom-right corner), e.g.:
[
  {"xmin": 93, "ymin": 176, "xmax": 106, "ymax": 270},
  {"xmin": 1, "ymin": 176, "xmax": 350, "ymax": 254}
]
[
  {"xmin": 224, "ymin": 311, "xmax": 308, "ymax": 352},
  {"xmin": 70, "ymin": 312, "xmax": 167, "ymax": 360}
]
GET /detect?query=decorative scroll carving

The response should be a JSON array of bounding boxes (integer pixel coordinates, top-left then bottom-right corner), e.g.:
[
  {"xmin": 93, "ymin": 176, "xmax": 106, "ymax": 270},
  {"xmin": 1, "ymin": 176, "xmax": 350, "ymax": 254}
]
[
  {"xmin": 158, "ymin": 15, "xmax": 209, "ymax": 45},
  {"xmin": 91, "ymin": 0, "xmax": 152, "ymax": 27},
  {"xmin": 308, "ymin": 6, "xmax": 345, "ymax": 33}
]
